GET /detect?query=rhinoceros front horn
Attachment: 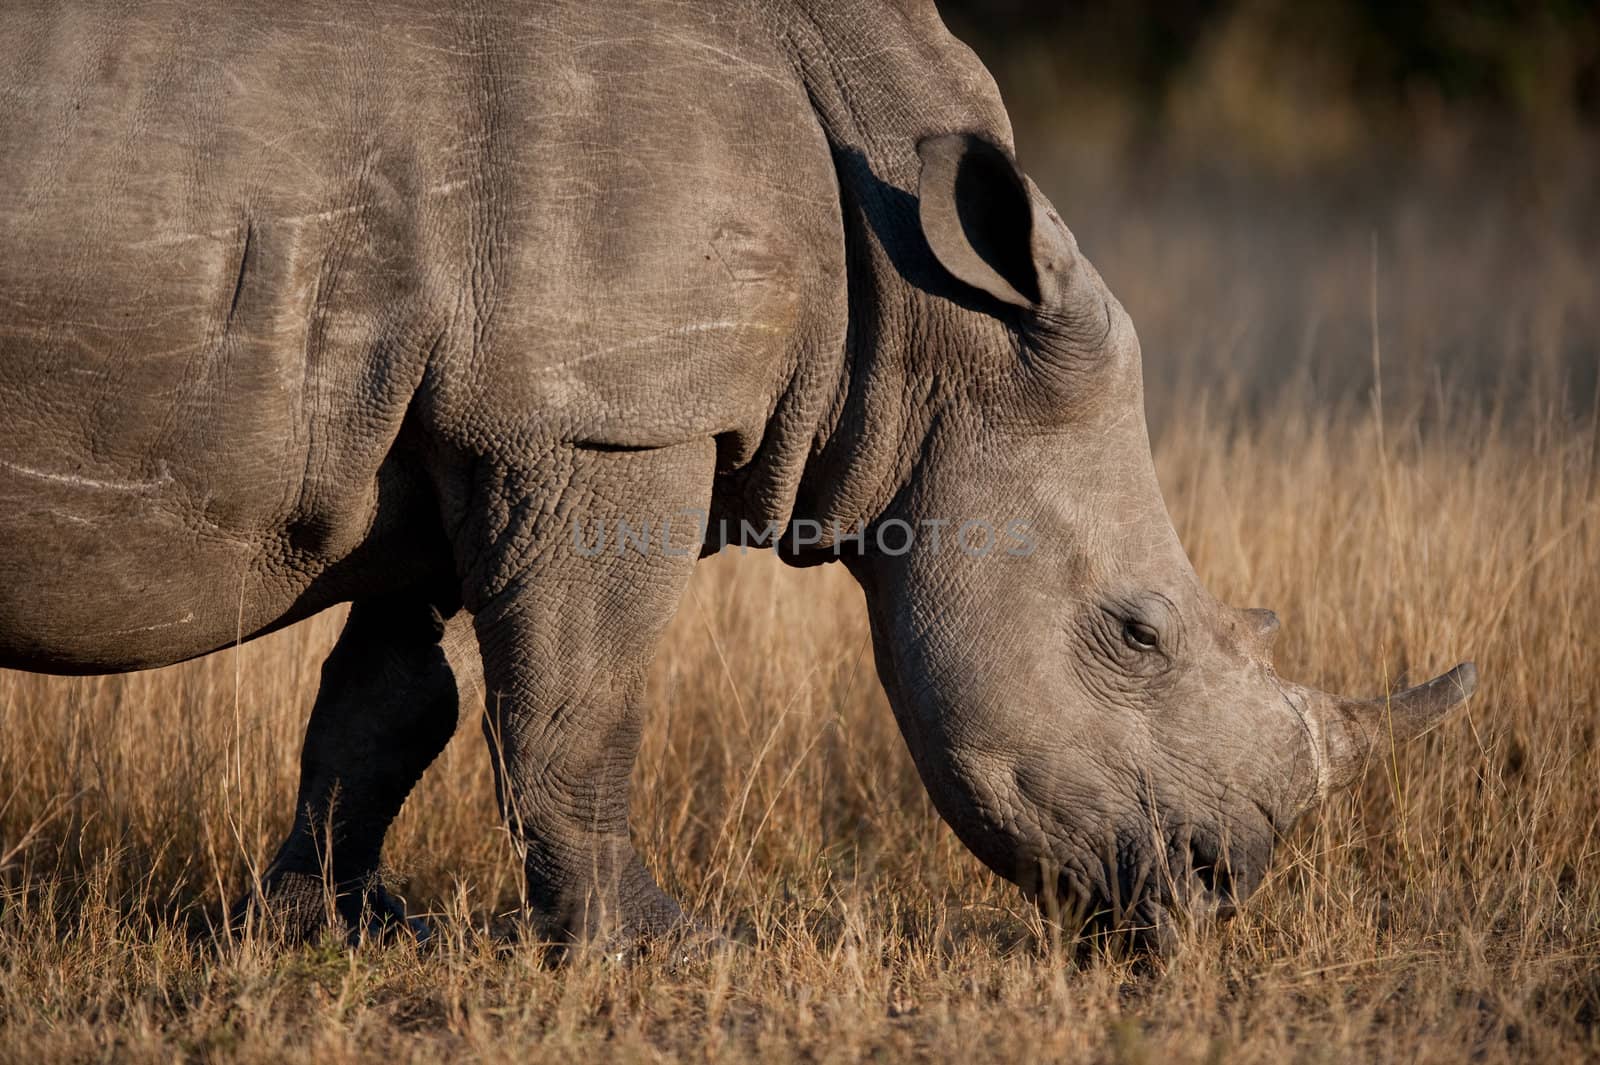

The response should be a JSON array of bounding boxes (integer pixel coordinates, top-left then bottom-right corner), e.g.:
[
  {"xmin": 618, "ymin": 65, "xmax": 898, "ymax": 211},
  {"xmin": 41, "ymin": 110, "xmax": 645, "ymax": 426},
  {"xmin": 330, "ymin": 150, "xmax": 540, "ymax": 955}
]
[{"xmin": 1305, "ymin": 662, "xmax": 1478, "ymax": 799}]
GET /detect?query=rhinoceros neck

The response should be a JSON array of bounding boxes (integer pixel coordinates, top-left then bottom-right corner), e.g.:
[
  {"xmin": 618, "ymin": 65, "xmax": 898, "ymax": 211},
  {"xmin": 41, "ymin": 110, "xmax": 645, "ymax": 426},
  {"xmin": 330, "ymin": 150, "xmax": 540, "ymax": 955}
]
[
  {"xmin": 762, "ymin": 1, "xmax": 1018, "ymax": 544},
  {"xmin": 775, "ymin": 1, "xmax": 1014, "ymax": 181}
]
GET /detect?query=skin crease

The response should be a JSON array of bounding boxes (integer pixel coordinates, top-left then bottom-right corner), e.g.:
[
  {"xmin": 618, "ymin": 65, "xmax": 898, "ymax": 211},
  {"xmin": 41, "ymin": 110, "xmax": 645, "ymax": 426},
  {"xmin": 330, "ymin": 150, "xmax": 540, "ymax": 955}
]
[{"xmin": 0, "ymin": 0, "xmax": 1473, "ymax": 948}]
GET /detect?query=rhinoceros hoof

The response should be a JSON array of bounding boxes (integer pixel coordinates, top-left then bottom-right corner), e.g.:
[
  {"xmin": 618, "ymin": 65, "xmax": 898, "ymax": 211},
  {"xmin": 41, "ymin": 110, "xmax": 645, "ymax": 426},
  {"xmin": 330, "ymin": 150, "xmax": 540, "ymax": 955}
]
[
  {"xmin": 498, "ymin": 919, "xmax": 729, "ymax": 970},
  {"xmin": 489, "ymin": 892, "xmax": 720, "ymax": 966},
  {"xmin": 584, "ymin": 915, "xmax": 735, "ymax": 968},
  {"xmin": 231, "ymin": 869, "xmax": 429, "ymax": 948}
]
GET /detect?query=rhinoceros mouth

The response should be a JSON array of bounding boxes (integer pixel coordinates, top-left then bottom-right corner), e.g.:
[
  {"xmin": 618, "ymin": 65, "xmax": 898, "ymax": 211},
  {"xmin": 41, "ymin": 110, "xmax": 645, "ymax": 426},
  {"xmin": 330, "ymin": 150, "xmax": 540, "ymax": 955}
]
[{"xmin": 1015, "ymin": 815, "xmax": 1266, "ymax": 948}]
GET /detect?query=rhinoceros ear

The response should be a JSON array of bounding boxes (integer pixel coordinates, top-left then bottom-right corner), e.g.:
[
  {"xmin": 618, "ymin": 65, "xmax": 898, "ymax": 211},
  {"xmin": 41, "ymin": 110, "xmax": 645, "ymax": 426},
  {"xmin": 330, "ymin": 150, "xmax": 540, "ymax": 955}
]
[{"xmin": 916, "ymin": 133, "xmax": 1041, "ymax": 310}]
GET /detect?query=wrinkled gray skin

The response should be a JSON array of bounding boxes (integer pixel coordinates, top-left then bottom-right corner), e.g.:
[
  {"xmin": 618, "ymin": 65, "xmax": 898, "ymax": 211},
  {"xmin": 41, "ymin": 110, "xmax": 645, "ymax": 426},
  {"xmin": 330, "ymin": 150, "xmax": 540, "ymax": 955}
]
[{"xmin": 0, "ymin": 0, "xmax": 1474, "ymax": 950}]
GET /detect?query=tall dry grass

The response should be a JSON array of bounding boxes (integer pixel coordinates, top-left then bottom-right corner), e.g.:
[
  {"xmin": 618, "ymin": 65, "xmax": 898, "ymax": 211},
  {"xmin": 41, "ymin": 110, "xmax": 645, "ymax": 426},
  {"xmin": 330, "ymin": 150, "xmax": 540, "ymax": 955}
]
[{"xmin": 1, "ymin": 153, "xmax": 1596, "ymax": 1062}]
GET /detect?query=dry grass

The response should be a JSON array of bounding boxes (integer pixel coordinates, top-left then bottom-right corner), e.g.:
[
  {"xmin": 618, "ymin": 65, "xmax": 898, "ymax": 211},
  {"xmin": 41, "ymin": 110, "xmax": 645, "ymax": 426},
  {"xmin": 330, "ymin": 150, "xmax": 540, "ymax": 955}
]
[{"xmin": 2, "ymin": 155, "xmax": 1597, "ymax": 1062}]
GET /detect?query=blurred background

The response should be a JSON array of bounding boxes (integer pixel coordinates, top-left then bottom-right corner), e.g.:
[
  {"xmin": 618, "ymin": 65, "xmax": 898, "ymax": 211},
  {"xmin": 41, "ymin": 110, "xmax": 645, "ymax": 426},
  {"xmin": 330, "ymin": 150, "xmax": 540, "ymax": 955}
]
[{"xmin": 940, "ymin": 0, "xmax": 1599, "ymax": 427}]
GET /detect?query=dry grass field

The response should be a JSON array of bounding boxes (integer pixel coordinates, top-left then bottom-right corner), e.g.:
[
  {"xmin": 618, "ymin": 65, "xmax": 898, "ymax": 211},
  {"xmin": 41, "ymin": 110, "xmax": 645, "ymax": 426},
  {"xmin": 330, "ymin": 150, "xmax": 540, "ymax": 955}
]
[{"xmin": 2, "ymin": 137, "xmax": 1598, "ymax": 1061}]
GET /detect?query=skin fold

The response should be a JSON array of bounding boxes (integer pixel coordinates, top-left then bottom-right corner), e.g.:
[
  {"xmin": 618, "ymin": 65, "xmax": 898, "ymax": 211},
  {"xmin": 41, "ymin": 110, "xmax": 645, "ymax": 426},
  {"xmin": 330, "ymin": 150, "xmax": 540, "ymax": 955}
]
[{"xmin": 0, "ymin": 0, "xmax": 1474, "ymax": 948}]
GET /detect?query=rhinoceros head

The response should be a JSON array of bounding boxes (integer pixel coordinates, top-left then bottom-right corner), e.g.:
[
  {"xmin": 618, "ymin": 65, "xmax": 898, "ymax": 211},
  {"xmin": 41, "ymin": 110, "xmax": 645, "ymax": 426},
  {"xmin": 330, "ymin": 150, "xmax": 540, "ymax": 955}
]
[{"xmin": 842, "ymin": 133, "xmax": 1476, "ymax": 948}]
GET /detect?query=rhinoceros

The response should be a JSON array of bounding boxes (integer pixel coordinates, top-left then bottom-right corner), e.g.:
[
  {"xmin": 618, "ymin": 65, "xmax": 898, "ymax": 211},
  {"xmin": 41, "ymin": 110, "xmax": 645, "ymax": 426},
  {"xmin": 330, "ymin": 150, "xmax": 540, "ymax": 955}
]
[{"xmin": 0, "ymin": 0, "xmax": 1474, "ymax": 950}]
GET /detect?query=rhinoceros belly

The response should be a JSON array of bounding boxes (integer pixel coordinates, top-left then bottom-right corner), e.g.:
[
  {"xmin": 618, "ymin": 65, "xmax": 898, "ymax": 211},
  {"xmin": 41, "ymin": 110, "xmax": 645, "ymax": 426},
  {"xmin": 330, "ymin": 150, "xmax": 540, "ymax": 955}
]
[{"xmin": 0, "ymin": 477, "xmax": 267, "ymax": 671}]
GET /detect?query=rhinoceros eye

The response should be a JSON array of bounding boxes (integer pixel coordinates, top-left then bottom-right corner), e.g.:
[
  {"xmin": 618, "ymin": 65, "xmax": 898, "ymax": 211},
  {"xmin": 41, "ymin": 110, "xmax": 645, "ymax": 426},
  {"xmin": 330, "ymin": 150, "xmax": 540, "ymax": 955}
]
[{"xmin": 1122, "ymin": 619, "xmax": 1161, "ymax": 652}]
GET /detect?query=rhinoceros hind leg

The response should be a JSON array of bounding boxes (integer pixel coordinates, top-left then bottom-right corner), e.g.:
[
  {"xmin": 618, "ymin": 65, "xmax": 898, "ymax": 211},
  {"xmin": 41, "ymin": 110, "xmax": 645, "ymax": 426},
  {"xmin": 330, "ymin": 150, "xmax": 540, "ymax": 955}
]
[{"xmin": 231, "ymin": 597, "xmax": 466, "ymax": 944}]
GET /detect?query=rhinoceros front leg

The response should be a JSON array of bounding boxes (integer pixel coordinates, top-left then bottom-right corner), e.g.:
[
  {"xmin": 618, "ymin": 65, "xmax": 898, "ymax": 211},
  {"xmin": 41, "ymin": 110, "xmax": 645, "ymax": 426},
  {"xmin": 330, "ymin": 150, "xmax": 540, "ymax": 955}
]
[
  {"xmin": 236, "ymin": 598, "xmax": 467, "ymax": 943},
  {"xmin": 468, "ymin": 441, "xmax": 712, "ymax": 948}
]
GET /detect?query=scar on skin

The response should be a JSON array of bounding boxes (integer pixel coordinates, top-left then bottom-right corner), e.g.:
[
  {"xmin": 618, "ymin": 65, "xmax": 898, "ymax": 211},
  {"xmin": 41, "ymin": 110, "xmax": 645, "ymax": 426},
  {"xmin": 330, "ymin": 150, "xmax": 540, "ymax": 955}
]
[
  {"xmin": 0, "ymin": 459, "xmax": 174, "ymax": 493},
  {"xmin": 85, "ymin": 612, "xmax": 195, "ymax": 639}
]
